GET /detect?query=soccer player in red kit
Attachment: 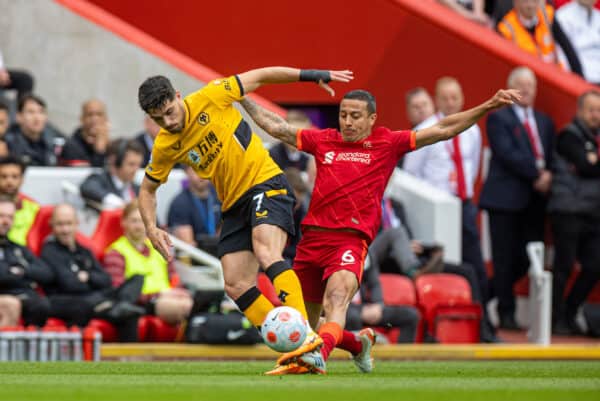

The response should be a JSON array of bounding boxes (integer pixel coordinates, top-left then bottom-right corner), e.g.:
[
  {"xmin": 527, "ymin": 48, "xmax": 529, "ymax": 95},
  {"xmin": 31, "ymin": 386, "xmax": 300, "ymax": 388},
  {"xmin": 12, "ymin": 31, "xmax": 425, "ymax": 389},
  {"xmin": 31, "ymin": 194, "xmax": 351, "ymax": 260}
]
[{"xmin": 241, "ymin": 77, "xmax": 520, "ymax": 375}]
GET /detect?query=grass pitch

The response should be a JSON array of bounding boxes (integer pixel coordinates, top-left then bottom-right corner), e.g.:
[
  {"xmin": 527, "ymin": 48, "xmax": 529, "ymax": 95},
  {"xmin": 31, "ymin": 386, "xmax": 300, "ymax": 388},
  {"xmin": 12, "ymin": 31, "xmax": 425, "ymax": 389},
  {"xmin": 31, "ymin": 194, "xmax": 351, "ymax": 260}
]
[{"xmin": 0, "ymin": 360, "xmax": 598, "ymax": 401}]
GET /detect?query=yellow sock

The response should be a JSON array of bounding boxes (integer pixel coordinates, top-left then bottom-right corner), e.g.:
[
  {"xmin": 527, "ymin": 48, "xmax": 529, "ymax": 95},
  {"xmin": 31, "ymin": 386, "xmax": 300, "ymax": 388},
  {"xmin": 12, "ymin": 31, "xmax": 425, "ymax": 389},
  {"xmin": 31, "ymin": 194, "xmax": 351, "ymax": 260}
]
[
  {"xmin": 271, "ymin": 268, "xmax": 308, "ymax": 321},
  {"xmin": 235, "ymin": 287, "xmax": 274, "ymax": 328}
]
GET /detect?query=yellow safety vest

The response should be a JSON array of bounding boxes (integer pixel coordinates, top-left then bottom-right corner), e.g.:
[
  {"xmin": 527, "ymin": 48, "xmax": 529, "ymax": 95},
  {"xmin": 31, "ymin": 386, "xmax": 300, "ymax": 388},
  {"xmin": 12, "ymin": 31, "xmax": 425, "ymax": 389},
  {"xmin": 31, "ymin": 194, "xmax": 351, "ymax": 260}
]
[
  {"xmin": 108, "ymin": 236, "xmax": 171, "ymax": 295},
  {"xmin": 8, "ymin": 198, "xmax": 40, "ymax": 246}
]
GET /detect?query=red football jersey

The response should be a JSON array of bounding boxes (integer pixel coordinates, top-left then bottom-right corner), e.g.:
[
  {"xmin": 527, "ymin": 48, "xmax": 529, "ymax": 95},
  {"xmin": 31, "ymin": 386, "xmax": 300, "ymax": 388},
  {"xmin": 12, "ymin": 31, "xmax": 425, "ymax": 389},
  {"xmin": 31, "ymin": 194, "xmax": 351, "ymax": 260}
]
[{"xmin": 297, "ymin": 126, "xmax": 416, "ymax": 242}]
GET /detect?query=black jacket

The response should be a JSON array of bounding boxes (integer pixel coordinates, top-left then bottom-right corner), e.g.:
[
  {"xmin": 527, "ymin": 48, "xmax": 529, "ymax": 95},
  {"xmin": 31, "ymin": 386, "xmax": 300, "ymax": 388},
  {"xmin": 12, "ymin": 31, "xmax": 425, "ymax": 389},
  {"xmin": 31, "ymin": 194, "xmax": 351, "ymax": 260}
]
[
  {"xmin": 0, "ymin": 236, "xmax": 53, "ymax": 294},
  {"xmin": 60, "ymin": 128, "xmax": 106, "ymax": 167},
  {"xmin": 40, "ymin": 237, "xmax": 112, "ymax": 295},
  {"xmin": 4, "ymin": 125, "xmax": 63, "ymax": 167},
  {"xmin": 80, "ymin": 170, "xmax": 140, "ymax": 208},
  {"xmin": 548, "ymin": 118, "xmax": 600, "ymax": 217}
]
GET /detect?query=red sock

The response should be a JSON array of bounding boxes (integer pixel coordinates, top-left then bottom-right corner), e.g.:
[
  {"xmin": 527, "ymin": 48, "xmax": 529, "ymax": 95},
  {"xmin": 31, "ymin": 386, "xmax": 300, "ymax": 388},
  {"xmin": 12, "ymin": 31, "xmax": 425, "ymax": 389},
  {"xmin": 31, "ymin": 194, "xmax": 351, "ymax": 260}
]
[
  {"xmin": 338, "ymin": 330, "xmax": 363, "ymax": 356},
  {"xmin": 318, "ymin": 322, "xmax": 343, "ymax": 361}
]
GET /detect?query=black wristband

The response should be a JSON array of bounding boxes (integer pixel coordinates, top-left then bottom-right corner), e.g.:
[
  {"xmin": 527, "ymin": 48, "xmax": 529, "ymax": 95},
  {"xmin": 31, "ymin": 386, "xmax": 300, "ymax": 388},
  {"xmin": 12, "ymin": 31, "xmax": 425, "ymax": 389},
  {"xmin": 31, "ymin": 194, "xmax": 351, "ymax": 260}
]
[{"xmin": 299, "ymin": 69, "xmax": 331, "ymax": 83}]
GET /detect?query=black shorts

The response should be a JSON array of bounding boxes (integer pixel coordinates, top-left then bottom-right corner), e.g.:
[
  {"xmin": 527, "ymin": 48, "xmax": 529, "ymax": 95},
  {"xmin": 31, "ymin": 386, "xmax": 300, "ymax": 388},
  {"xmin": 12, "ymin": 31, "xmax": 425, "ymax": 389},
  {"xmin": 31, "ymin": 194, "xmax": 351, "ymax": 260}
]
[{"xmin": 218, "ymin": 174, "xmax": 295, "ymax": 258}]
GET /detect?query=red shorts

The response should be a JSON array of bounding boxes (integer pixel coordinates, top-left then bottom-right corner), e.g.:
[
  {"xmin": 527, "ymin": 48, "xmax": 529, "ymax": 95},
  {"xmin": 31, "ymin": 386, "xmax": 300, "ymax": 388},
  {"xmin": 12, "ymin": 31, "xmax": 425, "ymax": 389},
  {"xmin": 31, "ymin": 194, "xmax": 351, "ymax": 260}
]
[{"xmin": 293, "ymin": 229, "xmax": 368, "ymax": 304}]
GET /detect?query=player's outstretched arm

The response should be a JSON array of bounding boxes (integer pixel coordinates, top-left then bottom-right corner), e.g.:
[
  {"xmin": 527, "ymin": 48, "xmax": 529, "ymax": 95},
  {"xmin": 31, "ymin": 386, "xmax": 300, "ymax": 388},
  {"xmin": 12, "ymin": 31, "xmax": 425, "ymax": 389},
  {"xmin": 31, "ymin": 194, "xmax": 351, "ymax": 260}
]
[
  {"xmin": 237, "ymin": 67, "xmax": 353, "ymax": 96},
  {"xmin": 139, "ymin": 176, "xmax": 173, "ymax": 261},
  {"xmin": 415, "ymin": 89, "xmax": 520, "ymax": 149},
  {"xmin": 240, "ymin": 97, "xmax": 298, "ymax": 147}
]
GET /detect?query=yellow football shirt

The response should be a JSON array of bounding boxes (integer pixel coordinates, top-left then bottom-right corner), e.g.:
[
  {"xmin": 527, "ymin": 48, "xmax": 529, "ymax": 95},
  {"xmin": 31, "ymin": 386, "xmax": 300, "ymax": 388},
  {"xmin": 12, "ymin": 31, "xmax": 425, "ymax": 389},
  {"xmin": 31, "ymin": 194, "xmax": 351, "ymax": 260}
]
[{"xmin": 145, "ymin": 76, "xmax": 282, "ymax": 211}]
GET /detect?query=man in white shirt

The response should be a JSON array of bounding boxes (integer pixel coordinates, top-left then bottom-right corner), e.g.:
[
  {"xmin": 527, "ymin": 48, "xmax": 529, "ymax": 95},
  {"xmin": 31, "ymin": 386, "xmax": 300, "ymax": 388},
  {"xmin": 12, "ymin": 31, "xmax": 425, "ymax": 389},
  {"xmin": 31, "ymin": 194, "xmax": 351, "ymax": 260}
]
[
  {"xmin": 557, "ymin": 0, "xmax": 600, "ymax": 84},
  {"xmin": 403, "ymin": 77, "xmax": 495, "ymax": 341}
]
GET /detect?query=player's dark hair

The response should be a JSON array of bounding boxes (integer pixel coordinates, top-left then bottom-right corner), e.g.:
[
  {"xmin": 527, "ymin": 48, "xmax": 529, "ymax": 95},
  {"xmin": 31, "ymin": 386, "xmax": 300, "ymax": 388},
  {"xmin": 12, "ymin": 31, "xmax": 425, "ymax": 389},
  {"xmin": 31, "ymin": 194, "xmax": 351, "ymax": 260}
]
[
  {"xmin": 0, "ymin": 100, "xmax": 8, "ymax": 113},
  {"xmin": 343, "ymin": 90, "xmax": 376, "ymax": 114},
  {"xmin": 0, "ymin": 155, "xmax": 27, "ymax": 175},
  {"xmin": 138, "ymin": 75, "xmax": 176, "ymax": 113},
  {"xmin": 17, "ymin": 93, "xmax": 46, "ymax": 113},
  {"xmin": 577, "ymin": 89, "xmax": 600, "ymax": 110}
]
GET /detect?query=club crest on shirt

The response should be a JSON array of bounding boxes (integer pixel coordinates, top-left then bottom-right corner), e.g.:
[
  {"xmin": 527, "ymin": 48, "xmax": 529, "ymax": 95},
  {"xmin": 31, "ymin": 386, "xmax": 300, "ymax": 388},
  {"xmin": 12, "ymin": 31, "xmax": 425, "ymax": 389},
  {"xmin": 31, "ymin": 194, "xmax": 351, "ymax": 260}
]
[
  {"xmin": 197, "ymin": 112, "xmax": 210, "ymax": 126},
  {"xmin": 187, "ymin": 149, "xmax": 202, "ymax": 165},
  {"xmin": 363, "ymin": 141, "xmax": 372, "ymax": 149}
]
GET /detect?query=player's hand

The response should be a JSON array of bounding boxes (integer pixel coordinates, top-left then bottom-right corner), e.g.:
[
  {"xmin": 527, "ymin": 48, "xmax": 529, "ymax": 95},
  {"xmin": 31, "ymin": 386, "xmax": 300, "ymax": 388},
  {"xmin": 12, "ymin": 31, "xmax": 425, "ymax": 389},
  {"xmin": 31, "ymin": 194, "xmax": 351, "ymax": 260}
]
[
  {"xmin": 148, "ymin": 227, "xmax": 173, "ymax": 262},
  {"xmin": 489, "ymin": 89, "xmax": 521, "ymax": 109},
  {"xmin": 318, "ymin": 70, "xmax": 354, "ymax": 97}
]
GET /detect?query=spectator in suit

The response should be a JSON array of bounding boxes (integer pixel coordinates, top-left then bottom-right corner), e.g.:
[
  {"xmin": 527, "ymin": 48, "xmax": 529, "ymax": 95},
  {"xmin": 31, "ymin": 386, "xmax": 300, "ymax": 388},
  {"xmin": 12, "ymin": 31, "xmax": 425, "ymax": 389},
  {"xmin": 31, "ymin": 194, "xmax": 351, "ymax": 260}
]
[
  {"xmin": 0, "ymin": 101, "xmax": 9, "ymax": 157},
  {"xmin": 41, "ymin": 204, "xmax": 144, "ymax": 340},
  {"xmin": 345, "ymin": 254, "xmax": 420, "ymax": 343},
  {"xmin": 548, "ymin": 89, "xmax": 600, "ymax": 335},
  {"xmin": 0, "ymin": 50, "xmax": 34, "ymax": 100},
  {"xmin": 167, "ymin": 164, "xmax": 221, "ymax": 256},
  {"xmin": 134, "ymin": 115, "xmax": 161, "ymax": 168},
  {"xmin": 61, "ymin": 99, "xmax": 110, "ymax": 167},
  {"xmin": 557, "ymin": 0, "xmax": 600, "ymax": 85},
  {"xmin": 104, "ymin": 201, "xmax": 193, "ymax": 325},
  {"xmin": 4, "ymin": 94, "xmax": 64, "ymax": 167},
  {"xmin": 0, "ymin": 156, "xmax": 40, "ymax": 247},
  {"xmin": 497, "ymin": 0, "xmax": 583, "ymax": 74},
  {"xmin": 268, "ymin": 110, "xmax": 316, "ymax": 189},
  {"xmin": 405, "ymin": 87, "xmax": 436, "ymax": 129},
  {"xmin": 480, "ymin": 66, "xmax": 555, "ymax": 330},
  {"xmin": 80, "ymin": 139, "xmax": 144, "ymax": 210},
  {"xmin": 0, "ymin": 196, "xmax": 52, "ymax": 326},
  {"xmin": 403, "ymin": 77, "xmax": 490, "ymax": 329}
]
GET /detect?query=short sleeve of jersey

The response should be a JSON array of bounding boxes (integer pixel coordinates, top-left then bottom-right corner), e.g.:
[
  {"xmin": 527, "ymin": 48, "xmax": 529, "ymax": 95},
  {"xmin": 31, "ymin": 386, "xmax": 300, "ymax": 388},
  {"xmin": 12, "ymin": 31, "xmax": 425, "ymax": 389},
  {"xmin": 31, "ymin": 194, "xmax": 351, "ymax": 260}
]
[
  {"xmin": 297, "ymin": 128, "xmax": 332, "ymax": 155},
  {"xmin": 200, "ymin": 75, "xmax": 244, "ymax": 109},
  {"xmin": 391, "ymin": 130, "xmax": 417, "ymax": 158},
  {"xmin": 145, "ymin": 146, "xmax": 175, "ymax": 184}
]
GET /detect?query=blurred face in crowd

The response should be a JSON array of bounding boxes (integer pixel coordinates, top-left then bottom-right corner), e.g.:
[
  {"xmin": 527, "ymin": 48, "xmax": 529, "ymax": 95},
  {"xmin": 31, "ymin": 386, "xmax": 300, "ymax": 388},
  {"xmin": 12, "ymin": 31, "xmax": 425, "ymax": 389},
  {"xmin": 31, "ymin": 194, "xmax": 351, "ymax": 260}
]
[
  {"xmin": 17, "ymin": 99, "xmax": 47, "ymax": 139},
  {"xmin": 578, "ymin": 93, "xmax": 600, "ymax": 130},
  {"xmin": 406, "ymin": 91, "xmax": 435, "ymax": 126},
  {"xmin": 285, "ymin": 110, "xmax": 312, "ymax": 151},
  {"xmin": 509, "ymin": 72, "xmax": 537, "ymax": 108},
  {"xmin": 0, "ymin": 164, "xmax": 24, "ymax": 197},
  {"xmin": 122, "ymin": 207, "xmax": 146, "ymax": 243},
  {"xmin": 143, "ymin": 115, "xmax": 161, "ymax": 139},
  {"xmin": 0, "ymin": 109, "xmax": 9, "ymax": 137},
  {"xmin": 0, "ymin": 201, "xmax": 15, "ymax": 237},
  {"xmin": 514, "ymin": 0, "xmax": 539, "ymax": 20},
  {"xmin": 147, "ymin": 93, "xmax": 186, "ymax": 133},
  {"xmin": 51, "ymin": 204, "xmax": 78, "ymax": 248},
  {"xmin": 339, "ymin": 99, "xmax": 377, "ymax": 142},
  {"xmin": 436, "ymin": 81, "xmax": 464, "ymax": 116},
  {"xmin": 81, "ymin": 99, "xmax": 108, "ymax": 144},
  {"xmin": 115, "ymin": 151, "xmax": 143, "ymax": 184}
]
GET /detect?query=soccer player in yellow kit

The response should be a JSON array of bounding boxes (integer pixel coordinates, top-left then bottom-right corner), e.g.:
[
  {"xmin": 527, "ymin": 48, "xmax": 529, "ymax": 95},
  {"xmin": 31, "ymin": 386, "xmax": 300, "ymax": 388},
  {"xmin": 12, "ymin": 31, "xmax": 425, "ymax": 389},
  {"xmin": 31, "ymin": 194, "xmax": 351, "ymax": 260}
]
[{"xmin": 137, "ymin": 67, "xmax": 352, "ymax": 372}]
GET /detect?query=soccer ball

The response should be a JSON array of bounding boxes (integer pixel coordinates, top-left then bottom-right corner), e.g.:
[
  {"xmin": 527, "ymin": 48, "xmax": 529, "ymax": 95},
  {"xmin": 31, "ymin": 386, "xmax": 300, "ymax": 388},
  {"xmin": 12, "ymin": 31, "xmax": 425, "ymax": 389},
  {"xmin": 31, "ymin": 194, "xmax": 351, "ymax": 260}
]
[{"xmin": 261, "ymin": 306, "xmax": 308, "ymax": 352}]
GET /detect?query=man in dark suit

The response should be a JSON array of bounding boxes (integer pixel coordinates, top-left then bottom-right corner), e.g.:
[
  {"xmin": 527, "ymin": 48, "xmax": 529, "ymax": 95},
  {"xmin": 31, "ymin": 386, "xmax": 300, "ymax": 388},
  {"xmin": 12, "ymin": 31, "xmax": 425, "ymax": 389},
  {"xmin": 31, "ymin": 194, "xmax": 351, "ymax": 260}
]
[
  {"xmin": 479, "ymin": 66, "xmax": 555, "ymax": 330},
  {"xmin": 80, "ymin": 139, "xmax": 144, "ymax": 210}
]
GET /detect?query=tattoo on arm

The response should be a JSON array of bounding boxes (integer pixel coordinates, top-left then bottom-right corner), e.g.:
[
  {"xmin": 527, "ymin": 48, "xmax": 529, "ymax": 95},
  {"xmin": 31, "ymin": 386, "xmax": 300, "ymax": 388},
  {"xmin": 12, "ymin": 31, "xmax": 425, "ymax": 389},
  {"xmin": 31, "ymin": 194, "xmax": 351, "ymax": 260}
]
[{"xmin": 240, "ymin": 98, "xmax": 298, "ymax": 147}]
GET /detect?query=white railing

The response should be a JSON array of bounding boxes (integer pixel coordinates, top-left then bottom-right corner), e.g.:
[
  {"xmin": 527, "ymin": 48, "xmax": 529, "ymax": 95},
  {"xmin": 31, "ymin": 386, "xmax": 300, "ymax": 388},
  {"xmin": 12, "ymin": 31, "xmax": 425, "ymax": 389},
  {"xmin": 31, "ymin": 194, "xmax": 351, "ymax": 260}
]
[{"xmin": 526, "ymin": 241, "xmax": 552, "ymax": 345}]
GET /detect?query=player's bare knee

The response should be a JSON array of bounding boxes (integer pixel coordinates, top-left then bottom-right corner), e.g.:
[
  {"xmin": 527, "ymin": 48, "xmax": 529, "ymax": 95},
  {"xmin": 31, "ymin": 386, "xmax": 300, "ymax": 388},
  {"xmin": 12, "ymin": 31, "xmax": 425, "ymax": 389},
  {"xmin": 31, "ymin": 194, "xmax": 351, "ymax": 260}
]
[{"xmin": 223, "ymin": 280, "xmax": 254, "ymax": 300}]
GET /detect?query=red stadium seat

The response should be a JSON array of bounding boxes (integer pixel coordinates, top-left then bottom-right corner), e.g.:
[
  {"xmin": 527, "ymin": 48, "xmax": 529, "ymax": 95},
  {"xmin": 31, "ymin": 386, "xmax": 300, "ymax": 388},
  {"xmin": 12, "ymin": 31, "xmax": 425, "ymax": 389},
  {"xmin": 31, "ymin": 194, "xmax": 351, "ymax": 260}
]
[
  {"xmin": 91, "ymin": 209, "xmax": 124, "ymax": 261},
  {"xmin": 415, "ymin": 273, "xmax": 481, "ymax": 343},
  {"xmin": 138, "ymin": 316, "xmax": 180, "ymax": 342},
  {"xmin": 26, "ymin": 205, "xmax": 54, "ymax": 256},
  {"xmin": 379, "ymin": 274, "xmax": 417, "ymax": 305},
  {"xmin": 87, "ymin": 319, "xmax": 118, "ymax": 342},
  {"xmin": 256, "ymin": 272, "xmax": 281, "ymax": 307}
]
